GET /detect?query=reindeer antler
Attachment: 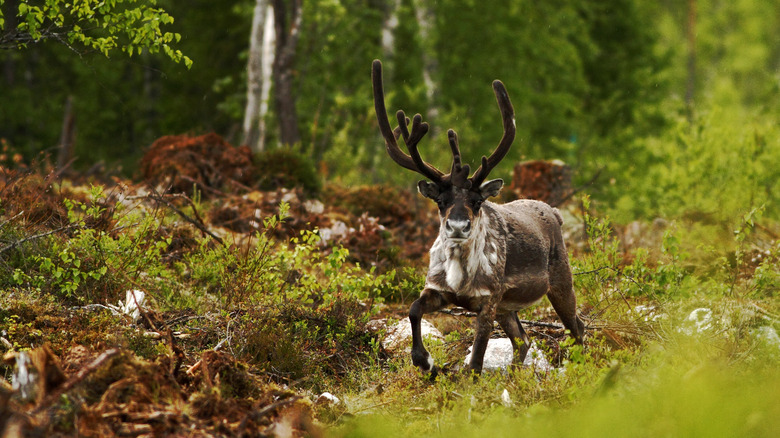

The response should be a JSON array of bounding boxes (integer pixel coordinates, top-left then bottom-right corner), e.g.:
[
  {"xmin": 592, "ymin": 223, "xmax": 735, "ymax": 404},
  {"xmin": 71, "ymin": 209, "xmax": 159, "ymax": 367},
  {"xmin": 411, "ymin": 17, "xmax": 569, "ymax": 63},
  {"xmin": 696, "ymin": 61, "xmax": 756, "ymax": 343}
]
[
  {"xmin": 373, "ymin": 59, "xmax": 515, "ymax": 189},
  {"xmin": 372, "ymin": 60, "xmax": 444, "ymax": 184},
  {"xmin": 448, "ymin": 130, "xmax": 472, "ymax": 189},
  {"xmin": 469, "ymin": 80, "xmax": 516, "ymax": 187}
]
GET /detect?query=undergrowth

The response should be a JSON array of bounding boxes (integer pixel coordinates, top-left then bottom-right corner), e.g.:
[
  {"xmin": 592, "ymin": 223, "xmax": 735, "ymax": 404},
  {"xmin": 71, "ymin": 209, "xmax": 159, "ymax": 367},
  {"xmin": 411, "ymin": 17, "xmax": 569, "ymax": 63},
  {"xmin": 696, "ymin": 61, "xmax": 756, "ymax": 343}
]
[{"xmin": 1, "ymin": 174, "xmax": 778, "ymax": 437}]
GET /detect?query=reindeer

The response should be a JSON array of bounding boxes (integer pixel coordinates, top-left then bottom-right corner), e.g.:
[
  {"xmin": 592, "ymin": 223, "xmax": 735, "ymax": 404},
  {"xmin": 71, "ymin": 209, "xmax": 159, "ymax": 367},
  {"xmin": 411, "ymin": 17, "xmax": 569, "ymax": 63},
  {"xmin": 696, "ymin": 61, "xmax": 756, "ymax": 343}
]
[{"xmin": 372, "ymin": 60, "xmax": 585, "ymax": 376}]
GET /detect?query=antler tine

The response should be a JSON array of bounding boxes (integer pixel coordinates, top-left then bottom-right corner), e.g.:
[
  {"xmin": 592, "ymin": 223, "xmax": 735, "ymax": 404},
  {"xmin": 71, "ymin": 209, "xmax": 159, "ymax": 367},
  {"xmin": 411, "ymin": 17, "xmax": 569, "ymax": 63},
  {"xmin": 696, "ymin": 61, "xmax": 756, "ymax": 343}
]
[
  {"xmin": 447, "ymin": 129, "xmax": 462, "ymax": 166},
  {"xmin": 470, "ymin": 79, "xmax": 516, "ymax": 187},
  {"xmin": 372, "ymin": 59, "xmax": 444, "ymax": 182},
  {"xmin": 372, "ymin": 60, "xmax": 419, "ymax": 173},
  {"xmin": 448, "ymin": 130, "xmax": 472, "ymax": 189},
  {"xmin": 399, "ymin": 112, "xmax": 445, "ymax": 183}
]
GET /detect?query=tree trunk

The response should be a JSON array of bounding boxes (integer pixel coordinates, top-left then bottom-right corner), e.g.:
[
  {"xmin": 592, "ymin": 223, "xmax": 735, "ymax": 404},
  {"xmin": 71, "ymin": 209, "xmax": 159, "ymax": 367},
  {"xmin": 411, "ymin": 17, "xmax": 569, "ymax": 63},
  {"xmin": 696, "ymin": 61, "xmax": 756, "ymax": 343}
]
[
  {"xmin": 412, "ymin": 0, "xmax": 438, "ymax": 121},
  {"xmin": 381, "ymin": 0, "xmax": 401, "ymax": 62},
  {"xmin": 56, "ymin": 96, "xmax": 76, "ymax": 171},
  {"xmin": 510, "ymin": 160, "xmax": 573, "ymax": 207},
  {"xmin": 243, "ymin": 0, "xmax": 268, "ymax": 152},
  {"xmin": 257, "ymin": 6, "xmax": 275, "ymax": 152},
  {"xmin": 271, "ymin": 0, "xmax": 302, "ymax": 147}
]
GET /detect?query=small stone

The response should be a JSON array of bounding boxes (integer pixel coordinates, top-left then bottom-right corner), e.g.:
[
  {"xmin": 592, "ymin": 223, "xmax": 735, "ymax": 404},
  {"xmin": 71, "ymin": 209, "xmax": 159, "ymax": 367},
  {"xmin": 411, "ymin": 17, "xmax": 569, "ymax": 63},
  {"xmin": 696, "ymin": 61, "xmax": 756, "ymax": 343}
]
[
  {"xmin": 464, "ymin": 338, "xmax": 553, "ymax": 372},
  {"xmin": 316, "ymin": 392, "xmax": 341, "ymax": 405},
  {"xmin": 501, "ymin": 389, "xmax": 513, "ymax": 407},
  {"xmin": 680, "ymin": 308, "xmax": 713, "ymax": 335},
  {"xmin": 382, "ymin": 318, "xmax": 443, "ymax": 353}
]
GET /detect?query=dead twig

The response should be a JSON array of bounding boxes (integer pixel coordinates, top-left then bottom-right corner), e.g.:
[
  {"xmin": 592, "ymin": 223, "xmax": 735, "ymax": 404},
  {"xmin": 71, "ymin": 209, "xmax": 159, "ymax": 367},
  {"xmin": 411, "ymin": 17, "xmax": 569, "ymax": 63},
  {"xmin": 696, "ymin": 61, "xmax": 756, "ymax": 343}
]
[
  {"xmin": 0, "ymin": 211, "xmax": 25, "ymax": 230},
  {"xmin": 550, "ymin": 167, "xmax": 603, "ymax": 207},
  {"xmin": 238, "ymin": 395, "xmax": 302, "ymax": 433},
  {"xmin": 573, "ymin": 265, "xmax": 613, "ymax": 276},
  {"xmin": 31, "ymin": 348, "xmax": 120, "ymax": 415},
  {"xmin": 0, "ymin": 223, "xmax": 80, "ymax": 254},
  {"xmin": 144, "ymin": 190, "xmax": 225, "ymax": 247},
  {"xmin": 438, "ymin": 308, "xmax": 596, "ymax": 331}
]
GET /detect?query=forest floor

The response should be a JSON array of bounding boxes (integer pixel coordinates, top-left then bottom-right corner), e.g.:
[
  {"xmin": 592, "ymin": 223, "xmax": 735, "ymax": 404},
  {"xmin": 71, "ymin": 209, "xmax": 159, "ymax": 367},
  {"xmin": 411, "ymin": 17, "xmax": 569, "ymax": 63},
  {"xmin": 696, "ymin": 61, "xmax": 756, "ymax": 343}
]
[{"xmin": 1, "ymin": 140, "xmax": 779, "ymax": 437}]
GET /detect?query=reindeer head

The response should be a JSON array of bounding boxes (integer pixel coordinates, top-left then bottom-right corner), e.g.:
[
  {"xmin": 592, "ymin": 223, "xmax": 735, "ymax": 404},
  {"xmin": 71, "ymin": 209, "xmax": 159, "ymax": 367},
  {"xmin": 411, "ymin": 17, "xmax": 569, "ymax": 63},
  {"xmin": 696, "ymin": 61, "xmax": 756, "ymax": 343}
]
[{"xmin": 372, "ymin": 60, "xmax": 515, "ymax": 242}]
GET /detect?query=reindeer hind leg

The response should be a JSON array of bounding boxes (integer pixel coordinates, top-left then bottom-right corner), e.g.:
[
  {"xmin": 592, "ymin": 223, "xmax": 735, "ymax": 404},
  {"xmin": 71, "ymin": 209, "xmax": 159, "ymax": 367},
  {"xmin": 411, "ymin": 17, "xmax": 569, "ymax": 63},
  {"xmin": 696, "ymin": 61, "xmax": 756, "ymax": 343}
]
[
  {"xmin": 496, "ymin": 311, "xmax": 531, "ymax": 365},
  {"xmin": 547, "ymin": 262, "xmax": 585, "ymax": 343}
]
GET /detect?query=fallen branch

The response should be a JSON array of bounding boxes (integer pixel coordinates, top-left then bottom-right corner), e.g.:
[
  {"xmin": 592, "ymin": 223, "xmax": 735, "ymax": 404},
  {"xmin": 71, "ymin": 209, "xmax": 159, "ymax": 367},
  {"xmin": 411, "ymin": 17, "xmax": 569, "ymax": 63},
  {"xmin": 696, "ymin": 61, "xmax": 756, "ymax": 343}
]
[
  {"xmin": 0, "ymin": 211, "xmax": 24, "ymax": 230},
  {"xmin": 144, "ymin": 190, "xmax": 225, "ymax": 247},
  {"xmin": 438, "ymin": 308, "xmax": 593, "ymax": 331},
  {"xmin": 550, "ymin": 167, "xmax": 603, "ymax": 207},
  {"xmin": 238, "ymin": 395, "xmax": 302, "ymax": 433},
  {"xmin": 0, "ymin": 223, "xmax": 80, "ymax": 254},
  {"xmin": 573, "ymin": 265, "xmax": 613, "ymax": 276},
  {"xmin": 32, "ymin": 348, "xmax": 120, "ymax": 415}
]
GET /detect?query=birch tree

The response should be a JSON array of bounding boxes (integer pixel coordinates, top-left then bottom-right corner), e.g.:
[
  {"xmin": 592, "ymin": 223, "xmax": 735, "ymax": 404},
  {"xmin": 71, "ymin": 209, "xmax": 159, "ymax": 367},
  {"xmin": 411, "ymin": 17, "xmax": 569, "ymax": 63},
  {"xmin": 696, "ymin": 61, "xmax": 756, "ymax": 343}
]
[{"xmin": 243, "ymin": 0, "xmax": 275, "ymax": 152}]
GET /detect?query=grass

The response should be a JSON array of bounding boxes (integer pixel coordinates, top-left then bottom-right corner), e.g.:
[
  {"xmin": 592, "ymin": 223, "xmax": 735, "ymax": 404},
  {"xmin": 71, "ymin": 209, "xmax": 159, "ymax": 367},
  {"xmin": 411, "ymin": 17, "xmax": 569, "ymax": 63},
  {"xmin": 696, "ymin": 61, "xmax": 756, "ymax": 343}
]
[
  {"xmin": 332, "ymin": 324, "xmax": 780, "ymax": 437},
  {"xmin": 1, "ymin": 172, "xmax": 779, "ymax": 436}
]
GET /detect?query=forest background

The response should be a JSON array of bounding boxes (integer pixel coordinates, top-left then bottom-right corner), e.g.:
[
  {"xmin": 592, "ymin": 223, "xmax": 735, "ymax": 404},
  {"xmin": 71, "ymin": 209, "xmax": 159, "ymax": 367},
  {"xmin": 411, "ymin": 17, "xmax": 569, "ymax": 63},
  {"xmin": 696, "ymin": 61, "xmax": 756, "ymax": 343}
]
[
  {"xmin": 2, "ymin": 1, "xmax": 780, "ymax": 436},
  {"xmin": 2, "ymin": 0, "xmax": 779, "ymax": 225}
]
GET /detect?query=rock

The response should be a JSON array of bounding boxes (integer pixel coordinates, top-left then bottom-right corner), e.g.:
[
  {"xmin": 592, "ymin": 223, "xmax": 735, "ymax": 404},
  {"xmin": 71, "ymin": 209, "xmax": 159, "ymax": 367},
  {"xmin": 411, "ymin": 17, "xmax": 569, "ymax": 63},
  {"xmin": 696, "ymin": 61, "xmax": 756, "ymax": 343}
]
[
  {"xmin": 107, "ymin": 290, "xmax": 146, "ymax": 323},
  {"xmin": 382, "ymin": 318, "xmax": 443, "ymax": 353},
  {"xmin": 681, "ymin": 308, "xmax": 713, "ymax": 335},
  {"xmin": 632, "ymin": 304, "xmax": 666, "ymax": 322},
  {"xmin": 463, "ymin": 338, "xmax": 553, "ymax": 372},
  {"xmin": 318, "ymin": 221, "xmax": 353, "ymax": 246},
  {"xmin": 754, "ymin": 326, "xmax": 780, "ymax": 350},
  {"xmin": 523, "ymin": 343, "xmax": 553, "ymax": 372},
  {"xmin": 500, "ymin": 389, "xmax": 513, "ymax": 407},
  {"xmin": 303, "ymin": 199, "xmax": 325, "ymax": 215},
  {"xmin": 465, "ymin": 338, "xmax": 513, "ymax": 371},
  {"xmin": 316, "ymin": 392, "xmax": 341, "ymax": 405}
]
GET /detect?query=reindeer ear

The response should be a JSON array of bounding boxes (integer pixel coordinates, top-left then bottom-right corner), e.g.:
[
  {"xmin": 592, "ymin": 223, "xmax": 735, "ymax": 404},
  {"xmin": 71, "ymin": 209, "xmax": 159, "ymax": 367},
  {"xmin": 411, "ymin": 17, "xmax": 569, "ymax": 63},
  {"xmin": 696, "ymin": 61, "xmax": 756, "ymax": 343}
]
[
  {"xmin": 417, "ymin": 180, "xmax": 440, "ymax": 200},
  {"xmin": 478, "ymin": 178, "xmax": 504, "ymax": 199}
]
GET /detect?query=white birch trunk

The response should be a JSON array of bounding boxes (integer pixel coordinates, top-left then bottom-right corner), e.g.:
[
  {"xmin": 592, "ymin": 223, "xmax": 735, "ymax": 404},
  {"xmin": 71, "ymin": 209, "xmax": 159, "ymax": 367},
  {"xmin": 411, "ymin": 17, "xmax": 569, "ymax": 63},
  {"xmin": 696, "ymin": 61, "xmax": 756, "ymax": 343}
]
[
  {"xmin": 243, "ymin": 0, "xmax": 268, "ymax": 152},
  {"xmin": 257, "ymin": 6, "xmax": 275, "ymax": 152},
  {"xmin": 381, "ymin": 0, "xmax": 401, "ymax": 61},
  {"xmin": 412, "ymin": 0, "xmax": 438, "ymax": 121}
]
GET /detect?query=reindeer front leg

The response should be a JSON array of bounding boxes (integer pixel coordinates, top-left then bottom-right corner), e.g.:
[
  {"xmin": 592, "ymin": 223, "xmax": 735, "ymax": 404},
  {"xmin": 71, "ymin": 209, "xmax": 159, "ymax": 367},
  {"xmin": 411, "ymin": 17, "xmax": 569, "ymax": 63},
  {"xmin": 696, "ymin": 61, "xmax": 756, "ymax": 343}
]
[
  {"xmin": 467, "ymin": 301, "xmax": 498, "ymax": 375},
  {"xmin": 409, "ymin": 288, "xmax": 446, "ymax": 375}
]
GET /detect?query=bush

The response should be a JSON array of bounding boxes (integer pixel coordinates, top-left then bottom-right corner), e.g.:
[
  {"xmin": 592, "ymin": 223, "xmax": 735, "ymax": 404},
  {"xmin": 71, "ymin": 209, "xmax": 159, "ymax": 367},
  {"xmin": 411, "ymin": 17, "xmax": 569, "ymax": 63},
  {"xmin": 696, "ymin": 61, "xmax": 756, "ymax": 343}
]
[{"xmin": 254, "ymin": 148, "xmax": 321, "ymax": 194}]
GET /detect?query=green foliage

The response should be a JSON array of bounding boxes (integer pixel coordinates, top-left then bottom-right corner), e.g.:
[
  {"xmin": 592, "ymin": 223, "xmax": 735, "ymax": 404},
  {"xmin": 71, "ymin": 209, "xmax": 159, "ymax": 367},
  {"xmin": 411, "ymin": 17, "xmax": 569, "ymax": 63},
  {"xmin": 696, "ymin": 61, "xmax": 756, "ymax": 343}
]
[
  {"xmin": 573, "ymin": 197, "xmax": 701, "ymax": 310},
  {"xmin": 2, "ymin": 185, "xmax": 174, "ymax": 305},
  {"xmin": 605, "ymin": 107, "xmax": 780, "ymax": 222},
  {"xmin": 1, "ymin": 0, "xmax": 191, "ymax": 67},
  {"xmin": 183, "ymin": 202, "xmax": 392, "ymax": 312}
]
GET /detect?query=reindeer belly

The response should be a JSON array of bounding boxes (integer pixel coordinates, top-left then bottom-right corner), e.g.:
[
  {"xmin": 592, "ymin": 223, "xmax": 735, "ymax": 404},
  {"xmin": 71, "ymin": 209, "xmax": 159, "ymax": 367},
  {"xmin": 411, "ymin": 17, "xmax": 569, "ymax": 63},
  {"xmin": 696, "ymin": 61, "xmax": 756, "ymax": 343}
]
[{"xmin": 498, "ymin": 272, "xmax": 550, "ymax": 311}]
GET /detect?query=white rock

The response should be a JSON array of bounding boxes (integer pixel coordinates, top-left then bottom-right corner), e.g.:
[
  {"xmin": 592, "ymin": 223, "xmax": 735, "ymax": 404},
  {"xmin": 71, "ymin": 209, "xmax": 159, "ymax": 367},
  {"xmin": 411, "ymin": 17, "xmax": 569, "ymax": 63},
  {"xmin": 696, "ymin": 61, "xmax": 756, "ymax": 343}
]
[
  {"xmin": 754, "ymin": 326, "xmax": 780, "ymax": 349},
  {"xmin": 316, "ymin": 392, "xmax": 341, "ymax": 405},
  {"xmin": 10, "ymin": 352, "xmax": 36, "ymax": 402},
  {"xmin": 523, "ymin": 342, "xmax": 553, "ymax": 372},
  {"xmin": 500, "ymin": 389, "xmax": 513, "ymax": 407},
  {"xmin": 303, "ymin": 199, "xmax": 325, "ymax": 215},
  {"xmin": 464, "ymin": 338, "xmax": 553, "ymax": 372},
  {"xmin": 633, "ymin": 304, "xmax": 666, "ymax": 322},
  {"xmin": 107, "ymin": 289, "xmax": 146, "ymax": 322},
  {"xmin": 465, "ymin": 338, "xmax": 513, "ymax": 371},
  {"xmin": 382, "ymin": 318, "xmax": 443, "ymax": 353},
  {"xmin": 280, "ymin": 190, "xmax": 299, "ymax": 204},
  {"xmin": 319, "ymin": 221, "xmax": 353, "ymax": 246},
  {"xmin": 681, "ymin": 308, "xmax": 713, "ymax": 335}
]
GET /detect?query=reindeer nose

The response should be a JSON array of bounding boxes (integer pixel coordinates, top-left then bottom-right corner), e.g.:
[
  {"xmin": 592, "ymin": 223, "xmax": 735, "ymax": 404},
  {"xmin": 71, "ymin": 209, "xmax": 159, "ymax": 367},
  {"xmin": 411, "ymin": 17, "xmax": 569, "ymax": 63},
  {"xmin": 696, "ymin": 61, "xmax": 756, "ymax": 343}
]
[{"xmin": 446, "ymin": 219, "xmax": 471, "ymax": 238}]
